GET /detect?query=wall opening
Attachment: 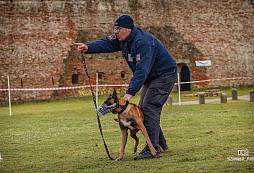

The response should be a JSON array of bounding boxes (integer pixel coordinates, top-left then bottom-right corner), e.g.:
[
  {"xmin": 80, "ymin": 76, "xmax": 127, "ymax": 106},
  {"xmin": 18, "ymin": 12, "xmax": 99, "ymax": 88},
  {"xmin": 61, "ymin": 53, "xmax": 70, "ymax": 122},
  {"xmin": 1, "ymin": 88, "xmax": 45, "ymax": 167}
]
[
  {"xmin": 72, "ymin": 74, "xmax": 79, "ymax": 84},
  {"xmin": 98, "ymin": 72, "xmax": 106, "ymax": 80},
  {"xmin": 180, "ymin": 65, "xmax": 191, "ymax": 91},
  {"xmin": 20, "ymin": 78, "xmax": 23, "ymax": 88},
  {"xmin": 52, "ymin": 77, "xmax": 54, "ymax": 86},
  {"xmin": 121, "ymin": 71, "xmax": 125, "ymax": 78}
]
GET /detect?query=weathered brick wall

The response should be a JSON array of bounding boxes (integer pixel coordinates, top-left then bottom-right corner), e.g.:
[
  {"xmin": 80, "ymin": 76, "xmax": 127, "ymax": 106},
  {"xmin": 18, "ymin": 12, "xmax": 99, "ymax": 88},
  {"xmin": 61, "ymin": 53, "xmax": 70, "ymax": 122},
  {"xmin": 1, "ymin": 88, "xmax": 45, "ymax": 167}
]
[
  {"xmin": 167, "ymin": 0, "xmax": 254, "ymax": 87},
  {"xmin": 0, "ymin": 0, "xmax": 253, "ymax": 105}
]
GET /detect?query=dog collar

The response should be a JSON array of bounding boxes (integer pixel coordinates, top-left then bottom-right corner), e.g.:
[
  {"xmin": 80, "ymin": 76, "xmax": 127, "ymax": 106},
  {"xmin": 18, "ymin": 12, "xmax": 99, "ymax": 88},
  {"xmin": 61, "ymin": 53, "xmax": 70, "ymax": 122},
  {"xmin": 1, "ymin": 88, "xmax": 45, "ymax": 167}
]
[{"xmin": 118, "ymin": 101, "xmax": 129, "ymax": 114}]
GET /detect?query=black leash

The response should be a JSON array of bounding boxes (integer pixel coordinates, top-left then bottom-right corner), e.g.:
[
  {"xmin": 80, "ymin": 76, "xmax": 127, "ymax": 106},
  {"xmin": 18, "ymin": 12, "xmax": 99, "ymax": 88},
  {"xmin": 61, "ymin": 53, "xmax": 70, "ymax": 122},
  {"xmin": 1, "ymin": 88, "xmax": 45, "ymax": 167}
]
[{"xmin": 81, "ymin": 53, "xmax": 114, "ymax": 160}]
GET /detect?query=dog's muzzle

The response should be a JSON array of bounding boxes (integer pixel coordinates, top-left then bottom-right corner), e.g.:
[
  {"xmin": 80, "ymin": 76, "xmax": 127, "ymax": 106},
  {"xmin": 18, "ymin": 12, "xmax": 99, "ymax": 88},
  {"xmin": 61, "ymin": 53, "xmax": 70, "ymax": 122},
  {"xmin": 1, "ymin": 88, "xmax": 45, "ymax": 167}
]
[{"xmin": 96, "ymin": 103, "xmax": 116, "ymax": 117}]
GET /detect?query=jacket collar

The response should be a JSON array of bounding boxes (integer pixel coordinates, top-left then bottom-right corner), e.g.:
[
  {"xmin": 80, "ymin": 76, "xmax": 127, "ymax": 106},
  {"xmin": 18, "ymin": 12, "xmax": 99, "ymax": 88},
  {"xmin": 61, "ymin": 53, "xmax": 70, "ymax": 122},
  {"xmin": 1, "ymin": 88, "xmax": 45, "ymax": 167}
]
[{"xmin": 124, "ymin": 26, "xmax": 137, "ymax": 43}]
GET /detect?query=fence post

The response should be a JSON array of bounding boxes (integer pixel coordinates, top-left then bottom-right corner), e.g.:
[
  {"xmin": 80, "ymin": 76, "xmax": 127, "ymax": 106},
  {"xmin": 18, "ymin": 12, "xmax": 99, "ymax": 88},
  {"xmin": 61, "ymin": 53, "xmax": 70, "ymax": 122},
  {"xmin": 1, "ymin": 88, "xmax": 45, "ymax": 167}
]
[
  {"xmin": 220, "ymin": 93, "xmax": 227, "ymax": 103},
  {"xmin": 199, "ymin": 92, "xmax": 205, "ymax": 104},
  {"xmin": 96, "ymin": 73, "xmax": 98, "ymax": 107},
  {"xmin": 177, "ymin": 73, "xmax": 181, "ymax": 105},
  {"xmin": 232, "ymin": 88, "xmax": 238, "ymax": 100},
  {"xmin": 250, "ymin": 90, "xmax": 254, "ymax": 102},
  {"xmin": 8, "ymin": 75, "xmax": 12, "ymax": 116}
]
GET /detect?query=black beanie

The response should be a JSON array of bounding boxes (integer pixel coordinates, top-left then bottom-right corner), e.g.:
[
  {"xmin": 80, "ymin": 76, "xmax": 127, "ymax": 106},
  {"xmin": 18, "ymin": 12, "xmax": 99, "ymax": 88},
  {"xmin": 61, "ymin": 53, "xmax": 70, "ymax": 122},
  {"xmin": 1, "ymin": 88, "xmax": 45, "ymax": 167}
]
[{"xmin": 114, "ymin": 15, "xmax": 134, "ymax": 29}]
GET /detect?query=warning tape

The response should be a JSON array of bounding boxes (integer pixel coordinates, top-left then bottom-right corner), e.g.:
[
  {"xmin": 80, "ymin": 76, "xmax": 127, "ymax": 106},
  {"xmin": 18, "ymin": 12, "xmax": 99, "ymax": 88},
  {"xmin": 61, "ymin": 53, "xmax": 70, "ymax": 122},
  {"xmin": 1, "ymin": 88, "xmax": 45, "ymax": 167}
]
[
  {"xmin": 0, "ymin": 84, "xmax": 129, "ymax": 91},
  {"xmin": 177, "ymin": 76, "xmax": 254, "ymax": 84},
  {"xmin": 0, "ymin": 77, "xmax": 253, "ymax": 91}
]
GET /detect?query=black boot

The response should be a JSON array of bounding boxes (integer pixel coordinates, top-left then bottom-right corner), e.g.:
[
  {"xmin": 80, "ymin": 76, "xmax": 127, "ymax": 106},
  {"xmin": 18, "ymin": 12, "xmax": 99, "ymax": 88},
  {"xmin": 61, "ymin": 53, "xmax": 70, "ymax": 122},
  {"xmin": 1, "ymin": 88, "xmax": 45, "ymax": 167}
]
[{"xmin": 134, "ymin": 149, "xmax": 161, "ymax": 160}]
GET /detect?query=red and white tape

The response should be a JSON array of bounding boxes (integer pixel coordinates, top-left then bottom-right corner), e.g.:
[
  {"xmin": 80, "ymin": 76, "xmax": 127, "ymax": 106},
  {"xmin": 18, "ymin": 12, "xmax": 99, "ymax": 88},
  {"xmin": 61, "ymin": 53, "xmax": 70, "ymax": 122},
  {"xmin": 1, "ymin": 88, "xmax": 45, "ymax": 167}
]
[
  {"xmin": 177, "ymin": 77, "xmax": 254, "ymax": 84},
  {"xmin": 0, "ymin": 84, "xmax": 129, "ymax": 91},
  {"xmin": 0, "ymin": 77, "xmax": 253, "ymax": 92}
]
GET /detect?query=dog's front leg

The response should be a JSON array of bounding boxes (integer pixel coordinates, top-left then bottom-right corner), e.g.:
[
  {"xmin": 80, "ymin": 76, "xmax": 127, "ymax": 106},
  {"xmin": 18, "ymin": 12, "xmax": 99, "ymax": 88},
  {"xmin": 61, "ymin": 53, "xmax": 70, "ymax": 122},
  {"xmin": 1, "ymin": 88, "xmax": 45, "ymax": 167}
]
[{"xmin": 115, "ymin": 128, "xmax": 128, "ymax": 161}]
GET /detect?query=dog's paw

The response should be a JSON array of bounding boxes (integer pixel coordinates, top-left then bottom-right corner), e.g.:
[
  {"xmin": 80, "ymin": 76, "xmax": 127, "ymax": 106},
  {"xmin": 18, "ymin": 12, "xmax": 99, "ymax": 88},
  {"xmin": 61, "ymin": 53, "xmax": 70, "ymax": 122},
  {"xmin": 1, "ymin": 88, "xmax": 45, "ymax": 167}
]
[
  {"xmin": 151, "ymin": 151, "xmax": 157, "ymax": 156},
  {"xmin": 159, "ymin": 146, "xmax": 164, "ymax": 153},
  {"xmin": 132, "ymin": 148, "xmax": 137, "ymax": 154},
  {"xmin": 115, "ymin": 157, "xmax": 122, "ymax": 161}
]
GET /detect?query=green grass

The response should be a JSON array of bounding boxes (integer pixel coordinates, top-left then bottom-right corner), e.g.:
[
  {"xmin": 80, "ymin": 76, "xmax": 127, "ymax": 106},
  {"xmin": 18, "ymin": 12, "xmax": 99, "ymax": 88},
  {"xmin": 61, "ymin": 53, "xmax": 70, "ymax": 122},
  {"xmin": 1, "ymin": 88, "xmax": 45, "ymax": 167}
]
[{"xmin": 0, "ymin": 95, "xmax": 254, "ymax": 172}]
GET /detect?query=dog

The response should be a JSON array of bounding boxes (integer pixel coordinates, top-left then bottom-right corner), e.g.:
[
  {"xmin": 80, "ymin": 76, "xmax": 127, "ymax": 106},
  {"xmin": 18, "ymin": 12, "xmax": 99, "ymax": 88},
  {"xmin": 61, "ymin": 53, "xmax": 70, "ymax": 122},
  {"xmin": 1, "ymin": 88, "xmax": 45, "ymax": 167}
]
[{"xmin": 97, "ymin": 88, "xmax": 157, "ymax": 161}]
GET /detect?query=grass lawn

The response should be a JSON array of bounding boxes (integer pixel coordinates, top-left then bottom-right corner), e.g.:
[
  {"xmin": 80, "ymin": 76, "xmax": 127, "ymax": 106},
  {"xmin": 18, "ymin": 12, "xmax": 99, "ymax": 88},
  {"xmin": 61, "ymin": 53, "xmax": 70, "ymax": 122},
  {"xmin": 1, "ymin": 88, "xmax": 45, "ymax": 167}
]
[{"xmin": 0, "ymin": 92, "xmax": 254, "ymax": 172}]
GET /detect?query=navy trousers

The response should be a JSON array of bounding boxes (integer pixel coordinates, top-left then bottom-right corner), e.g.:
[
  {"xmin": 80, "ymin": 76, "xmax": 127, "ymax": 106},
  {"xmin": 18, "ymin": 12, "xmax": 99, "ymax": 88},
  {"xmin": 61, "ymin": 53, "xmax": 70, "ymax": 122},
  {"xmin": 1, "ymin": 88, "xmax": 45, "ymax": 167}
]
[{"xmin": 139, "ymin": 72, "xmax": 177, "ymax": 153}]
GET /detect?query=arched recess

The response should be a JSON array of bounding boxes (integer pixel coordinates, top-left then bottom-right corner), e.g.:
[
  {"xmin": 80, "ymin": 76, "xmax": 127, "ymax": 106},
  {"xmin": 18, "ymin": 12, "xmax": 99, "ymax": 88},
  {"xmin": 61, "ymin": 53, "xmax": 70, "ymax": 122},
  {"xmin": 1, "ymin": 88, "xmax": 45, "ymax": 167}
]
[{"xmin": 180, "ymin": 65, "xmax": 191, "ymax": 91}]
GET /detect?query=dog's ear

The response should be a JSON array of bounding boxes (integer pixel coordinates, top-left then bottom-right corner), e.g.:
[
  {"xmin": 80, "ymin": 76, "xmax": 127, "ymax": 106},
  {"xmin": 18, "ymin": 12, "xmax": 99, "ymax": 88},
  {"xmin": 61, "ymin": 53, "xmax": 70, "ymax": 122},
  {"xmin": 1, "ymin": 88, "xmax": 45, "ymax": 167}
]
[{"xmin": 112, "ymin": 88, "xmax": 118, "ymax": 100}]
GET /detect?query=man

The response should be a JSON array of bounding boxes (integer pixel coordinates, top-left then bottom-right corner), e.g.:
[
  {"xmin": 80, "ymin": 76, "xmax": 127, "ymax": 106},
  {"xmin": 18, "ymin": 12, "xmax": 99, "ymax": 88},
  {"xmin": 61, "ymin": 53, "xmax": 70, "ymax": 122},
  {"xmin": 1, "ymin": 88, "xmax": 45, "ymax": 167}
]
[{"xmin": 75, "ymin": 15, "xmax": 177, "ymax": 160}]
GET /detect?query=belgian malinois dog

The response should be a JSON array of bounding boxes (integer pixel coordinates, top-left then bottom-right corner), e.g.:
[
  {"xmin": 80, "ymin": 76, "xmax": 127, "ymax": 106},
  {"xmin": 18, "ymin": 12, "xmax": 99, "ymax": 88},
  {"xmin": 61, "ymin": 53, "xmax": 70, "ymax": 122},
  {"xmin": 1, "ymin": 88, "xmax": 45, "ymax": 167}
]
[{"xmin": 97, "ymin": 88, "xmax": 157, "ymax": 161}]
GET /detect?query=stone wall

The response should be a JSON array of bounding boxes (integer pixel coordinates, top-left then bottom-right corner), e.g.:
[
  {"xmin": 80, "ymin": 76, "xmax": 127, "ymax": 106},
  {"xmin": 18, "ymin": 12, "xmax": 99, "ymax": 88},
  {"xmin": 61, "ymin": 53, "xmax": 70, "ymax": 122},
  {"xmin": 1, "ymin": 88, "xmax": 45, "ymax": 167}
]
[{"xmin": 0, "ymin": 0, "xmax": 253, "ymax": 105}]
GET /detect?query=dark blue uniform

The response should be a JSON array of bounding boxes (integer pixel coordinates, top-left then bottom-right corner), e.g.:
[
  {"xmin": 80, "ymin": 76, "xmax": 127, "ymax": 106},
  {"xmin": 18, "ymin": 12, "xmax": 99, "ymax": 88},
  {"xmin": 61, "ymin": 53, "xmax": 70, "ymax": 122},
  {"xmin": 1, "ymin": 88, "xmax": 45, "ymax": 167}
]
[
  {"xmin": 87, "ymin": 26, "xmax": 177, "ymax": 96},
  {"xmin": 86, "ymin": 26, "xmax": 177, "ymax": 153}
]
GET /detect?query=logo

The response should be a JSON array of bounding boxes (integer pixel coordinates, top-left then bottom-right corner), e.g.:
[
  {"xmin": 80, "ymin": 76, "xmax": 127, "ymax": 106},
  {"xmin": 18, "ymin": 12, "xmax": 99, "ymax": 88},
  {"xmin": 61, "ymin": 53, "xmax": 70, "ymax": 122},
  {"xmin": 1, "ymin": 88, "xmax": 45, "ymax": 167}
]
[
  {"xmin": 227, "ymin": 149, "xmax": 254, "ymax": 161},
  {"xmin": 238, "ymin": 149, "xmax": 249, "ymax": 156},
  {"xmin": 136, "ymin": 54, "xmax": 140, "ymax": 61},
  {"xmin": 108, "ymin": 34, "xmax": 117, "ymax": 40}
]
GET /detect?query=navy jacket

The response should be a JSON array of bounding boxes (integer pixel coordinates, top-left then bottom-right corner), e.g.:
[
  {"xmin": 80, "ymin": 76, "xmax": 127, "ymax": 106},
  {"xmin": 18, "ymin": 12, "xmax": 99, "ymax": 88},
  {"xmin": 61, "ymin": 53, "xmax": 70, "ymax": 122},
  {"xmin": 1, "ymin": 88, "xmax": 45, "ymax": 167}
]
[{"xmin": 86, "ymin": 26, "xmax": 177, "ymax": 96}]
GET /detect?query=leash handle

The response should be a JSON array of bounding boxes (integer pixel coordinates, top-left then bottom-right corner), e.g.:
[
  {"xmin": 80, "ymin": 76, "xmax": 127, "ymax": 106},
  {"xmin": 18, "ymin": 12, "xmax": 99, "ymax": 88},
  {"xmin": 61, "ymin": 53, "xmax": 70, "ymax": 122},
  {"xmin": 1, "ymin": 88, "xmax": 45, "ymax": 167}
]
[{"xmin": 81, "ymin": 53, "xmax": 114, "ymax": 160}]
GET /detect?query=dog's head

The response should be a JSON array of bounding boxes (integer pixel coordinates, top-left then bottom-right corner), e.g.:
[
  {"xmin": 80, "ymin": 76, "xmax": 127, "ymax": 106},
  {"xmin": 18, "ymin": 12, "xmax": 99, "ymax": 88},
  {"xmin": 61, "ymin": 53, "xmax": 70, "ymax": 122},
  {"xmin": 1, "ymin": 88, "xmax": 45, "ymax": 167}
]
[{"xmin": 97, "ymin": 88, "xmax": 120, "ymax": 117}]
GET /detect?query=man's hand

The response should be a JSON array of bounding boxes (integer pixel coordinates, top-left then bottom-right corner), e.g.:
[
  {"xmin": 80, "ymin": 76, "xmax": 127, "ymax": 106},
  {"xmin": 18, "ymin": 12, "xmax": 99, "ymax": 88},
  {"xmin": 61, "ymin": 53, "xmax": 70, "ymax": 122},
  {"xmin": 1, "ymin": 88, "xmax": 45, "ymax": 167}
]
[
  {"xmin": 74, "ymin": 43, "xmax": 88, "ymax": 53},
  {"xmin": 123, "ymin": 94, "xmax": 133, "ymax": 102}
]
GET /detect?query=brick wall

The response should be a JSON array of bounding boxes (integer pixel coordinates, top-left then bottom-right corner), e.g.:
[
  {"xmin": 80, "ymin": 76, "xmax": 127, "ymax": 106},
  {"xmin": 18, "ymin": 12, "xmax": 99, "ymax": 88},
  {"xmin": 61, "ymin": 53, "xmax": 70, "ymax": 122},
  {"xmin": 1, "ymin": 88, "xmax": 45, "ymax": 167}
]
[{"xmin": 0, "ymin": 0, "xmax": 253, "ymax": 105}]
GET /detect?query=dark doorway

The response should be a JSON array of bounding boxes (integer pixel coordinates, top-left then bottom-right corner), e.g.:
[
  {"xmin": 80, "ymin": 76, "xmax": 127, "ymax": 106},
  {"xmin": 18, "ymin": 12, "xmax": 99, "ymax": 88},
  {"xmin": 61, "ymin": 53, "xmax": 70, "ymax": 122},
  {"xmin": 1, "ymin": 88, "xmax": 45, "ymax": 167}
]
[{"xmin": 180, "ymin": 65, "xmax": 191, "ymax": 91}]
